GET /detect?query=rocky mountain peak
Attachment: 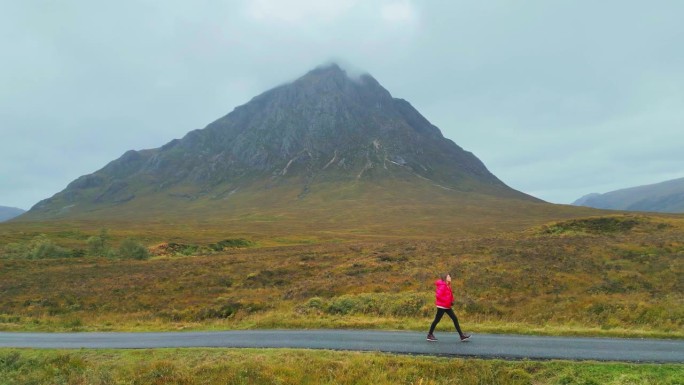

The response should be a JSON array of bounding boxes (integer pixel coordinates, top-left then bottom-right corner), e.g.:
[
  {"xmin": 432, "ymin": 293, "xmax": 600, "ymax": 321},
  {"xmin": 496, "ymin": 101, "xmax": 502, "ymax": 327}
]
[{"xmin": 26, "ymin": 63, "xmax": 535, "ymax": 218}]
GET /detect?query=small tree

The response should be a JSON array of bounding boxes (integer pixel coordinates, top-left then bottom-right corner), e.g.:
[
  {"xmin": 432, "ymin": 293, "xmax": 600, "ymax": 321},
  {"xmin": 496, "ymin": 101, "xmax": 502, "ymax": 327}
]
[{"xmin": 118, "ymin": 238, "xmax": 150, "ymax": 260}]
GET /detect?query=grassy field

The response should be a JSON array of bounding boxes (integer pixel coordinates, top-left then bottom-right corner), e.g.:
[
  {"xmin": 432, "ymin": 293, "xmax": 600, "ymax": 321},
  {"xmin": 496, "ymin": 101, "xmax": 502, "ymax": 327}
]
[
  {"xmin": 1, "ymin": 214, "xmax": 682, "ymax": 338},
  {"xmin": 1, "ymin": 348, "xmax": 682, "ymax": 385},
  {"xmin": 2, "ymin": 200, "xmax": 683, "ymax": 383}
]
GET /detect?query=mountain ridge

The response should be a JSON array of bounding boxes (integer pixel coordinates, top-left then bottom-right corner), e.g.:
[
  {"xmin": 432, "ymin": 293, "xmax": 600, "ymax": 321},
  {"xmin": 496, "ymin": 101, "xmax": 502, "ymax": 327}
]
[
  {"xmin": 0, "ymin": 206, "xmax": 25, "ymax": 222},
  {"xmin": 573, "ymin": 177, "xmax": 684, "ymax": 213}
]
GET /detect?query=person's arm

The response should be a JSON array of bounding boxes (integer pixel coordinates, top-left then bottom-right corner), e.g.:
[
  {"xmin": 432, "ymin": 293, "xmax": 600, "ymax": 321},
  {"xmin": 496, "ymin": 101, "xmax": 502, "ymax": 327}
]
[{"xmin": 449, "ymin": 285, "xmax": 455, "ymax": 306}]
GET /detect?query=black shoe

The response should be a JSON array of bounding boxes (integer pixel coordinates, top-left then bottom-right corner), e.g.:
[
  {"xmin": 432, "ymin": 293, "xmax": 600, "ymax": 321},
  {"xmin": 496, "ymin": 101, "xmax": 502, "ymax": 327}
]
[
  {"xmin": 460, "ymin": 334, "xmax": 471, "ymax": 341},
  {"xmin": 427, "ymin": 333, "xmax": 438, "ymax": 342}
]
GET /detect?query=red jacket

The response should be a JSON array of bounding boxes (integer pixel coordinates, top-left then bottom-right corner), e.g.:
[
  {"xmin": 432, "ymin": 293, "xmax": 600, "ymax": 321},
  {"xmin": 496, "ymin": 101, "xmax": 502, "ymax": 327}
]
[{"xmin": 435, "ymin": 279, "xmax": 454, "ymax": 308}]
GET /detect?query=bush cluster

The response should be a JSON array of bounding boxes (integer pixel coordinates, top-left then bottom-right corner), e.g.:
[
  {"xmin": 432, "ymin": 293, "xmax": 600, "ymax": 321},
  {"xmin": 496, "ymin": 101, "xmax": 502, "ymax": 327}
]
[
  {"xmin": 167, "ymin": 239, "xmax": 254, "ymax": 256},
  {"xmin": 158, "ymin": 301, "xmax": 268, "ymax": 322},
  {"xmin": 1, "ymin": 234, "xmax": 80, "ymax": 259},
  {"xmin": 0, "ymin": 231, "xmax": 253, "ymax": 260},
  {"xmin": 299, "ymin": 293, "xmax": 432, "ymax": 318},
  {"xmin": 209, "ymin": 238, "xmax": 254, "ymax": 250},
  {"xmin": 542, "ymin": 216, "xmax": 642, "ymax": 235},
  {"xmin": 0, "ymin": 230, "xmax": 149, "ymax": 260}
]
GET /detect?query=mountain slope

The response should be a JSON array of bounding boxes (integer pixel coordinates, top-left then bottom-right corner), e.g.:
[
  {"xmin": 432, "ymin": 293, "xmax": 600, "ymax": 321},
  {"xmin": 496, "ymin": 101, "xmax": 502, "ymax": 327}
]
[
  {"xmin": 0, "ymin": 206, "xmax": 25, "ymax": 222},
  {"xmin": 21, "ymin": 64, "xmax": 540, "ymax": 222},
  {"xmin": 573, "ymin": 177, "xmax": 684, "ymax": 213}
]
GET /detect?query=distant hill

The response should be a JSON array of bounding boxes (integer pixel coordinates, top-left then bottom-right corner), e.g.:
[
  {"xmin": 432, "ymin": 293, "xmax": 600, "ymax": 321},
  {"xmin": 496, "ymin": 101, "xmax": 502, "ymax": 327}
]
[
  {"xmin": 573, "ymin": 177, "xmax": 684, "ymax": 213},
  {"xmin": 0, "ymin": 206, "xmax": 25, "ymax": 222}
]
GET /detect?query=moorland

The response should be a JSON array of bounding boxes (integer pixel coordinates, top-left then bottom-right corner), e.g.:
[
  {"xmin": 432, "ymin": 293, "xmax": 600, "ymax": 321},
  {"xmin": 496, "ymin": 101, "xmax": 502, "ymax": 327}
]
[
  {"xmin": 3, "ymin": 211, "xmax": 683, "ymax": 384},
  {"xmin": 2, "ymin": 207, "xmax": 681, "ymax": 338},
  {"xmin": 2, "ymin": 190, "xmax": 683, "ymax": 384}
]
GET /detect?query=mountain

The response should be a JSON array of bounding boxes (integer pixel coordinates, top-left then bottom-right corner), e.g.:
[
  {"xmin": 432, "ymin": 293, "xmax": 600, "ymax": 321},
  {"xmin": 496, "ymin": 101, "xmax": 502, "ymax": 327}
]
[
  {"xmin": 572, "ymin": 177, "xmax": 684, "ymax": 213},
  {"xmin": 21, "ymin": 63, "xmax": 541, "ymax": 223},
  {"xmin": 0, "ymin": 206, "xmax": 25, "ymax": 222}
]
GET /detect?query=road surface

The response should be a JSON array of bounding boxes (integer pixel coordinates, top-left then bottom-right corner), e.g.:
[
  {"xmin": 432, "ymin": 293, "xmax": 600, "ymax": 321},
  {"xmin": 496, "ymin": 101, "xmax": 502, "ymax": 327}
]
[{"xmin": 1, "ymin": 330, "xmax": 682, "ymax": 363}]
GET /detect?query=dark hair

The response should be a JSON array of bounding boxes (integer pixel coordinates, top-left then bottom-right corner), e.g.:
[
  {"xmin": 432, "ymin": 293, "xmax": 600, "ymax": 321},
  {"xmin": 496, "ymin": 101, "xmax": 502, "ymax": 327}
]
[{"xmin": 439, "ymin": 273, "xmax": 450, "ymax": 281}]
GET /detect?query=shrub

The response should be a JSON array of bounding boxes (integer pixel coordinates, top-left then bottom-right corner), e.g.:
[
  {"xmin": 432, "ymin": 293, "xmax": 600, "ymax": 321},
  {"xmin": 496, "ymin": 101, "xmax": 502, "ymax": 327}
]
[
  {"xmin": 1, "ymin": 242, "xmax": 29, "ymax": 258},
  {"xmin": 30, "ymin": 238, "xmax": 60, "ymax": 258},
  {"xmin": 87, "ymin": 228, "xmax": 111, "ymax": 257},
  {"xmin": 542, "ymin": 217, "xmax": 641, "ymax": 235},
  {"xmin": 117, "ymin": 238, "xmax": 150, "ymax": 260},
  {"xmin": 305, "ymin": 297, "xmax": 325, "ymax": 311},
  {"xmin": 244, "ymin": 269, "xmax": 289, "ymax": 287},
  {"xmin": 308, "ymin": 293, "xmax": 430, "ymax": 317},
  {"xmin": 13, "ymin": 234, "xmax": 71, "ymax": 259},
  {"xmin": 209, "ymin": 238, "xmax": 254, "ymax": 251},
  {"xmin": 328, "ymin": 296, "xmax": 375, "ymax": 315},
  {"xmin": 70, "ymin": 248, "xmax": 86, "ymax": 258},
  {"xmin": 194, "ymin": 303, "xmax": 241, "ymax": 320},
  {"xmin": 391, "ymin": 293, "xmax": 427, "ymax": 317},
  {"xmin": 1, "ymin": 236, "xmax": 86, "ymax": 259}
]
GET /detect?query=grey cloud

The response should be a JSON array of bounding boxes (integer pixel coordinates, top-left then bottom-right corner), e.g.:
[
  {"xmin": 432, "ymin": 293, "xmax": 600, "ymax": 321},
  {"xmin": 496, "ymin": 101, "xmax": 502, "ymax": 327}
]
[{"xmin": 1, "ymin": 0, "xmax": 682, "ymax": 209}]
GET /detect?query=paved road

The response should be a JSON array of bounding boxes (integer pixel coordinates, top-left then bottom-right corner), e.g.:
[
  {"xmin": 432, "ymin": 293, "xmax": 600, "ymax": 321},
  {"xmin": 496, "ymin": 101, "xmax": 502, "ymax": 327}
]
[{"xmin": 1, "ymin": 330, "xmax": 682, "ymax": 363}]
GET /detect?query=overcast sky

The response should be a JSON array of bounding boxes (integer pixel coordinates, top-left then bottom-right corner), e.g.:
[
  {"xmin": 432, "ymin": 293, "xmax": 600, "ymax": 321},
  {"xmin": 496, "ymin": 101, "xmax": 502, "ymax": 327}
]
[{"xmin": 1, "ymin": 0, "xmax": 682, "ymax": 210}]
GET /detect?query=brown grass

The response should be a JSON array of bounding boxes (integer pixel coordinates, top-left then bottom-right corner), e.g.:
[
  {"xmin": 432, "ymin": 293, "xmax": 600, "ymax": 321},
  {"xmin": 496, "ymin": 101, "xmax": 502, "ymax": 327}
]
[{"xmin": 1, "ymin": 213, "xmax": 682, "ymax": 337}]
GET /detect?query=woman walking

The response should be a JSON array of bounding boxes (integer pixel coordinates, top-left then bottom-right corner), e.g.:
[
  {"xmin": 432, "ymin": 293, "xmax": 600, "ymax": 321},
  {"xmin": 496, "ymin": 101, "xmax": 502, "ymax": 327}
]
[{"xmin": 427, "ymin": 273, "xmax": 470, "ymax": 342}]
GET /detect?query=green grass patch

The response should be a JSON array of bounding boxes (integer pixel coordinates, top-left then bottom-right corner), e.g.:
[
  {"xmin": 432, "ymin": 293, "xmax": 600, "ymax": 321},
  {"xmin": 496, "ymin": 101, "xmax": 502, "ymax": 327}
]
[{"xmin": 0, "ymin": 348, "xmax": 681, "ymax": 385}]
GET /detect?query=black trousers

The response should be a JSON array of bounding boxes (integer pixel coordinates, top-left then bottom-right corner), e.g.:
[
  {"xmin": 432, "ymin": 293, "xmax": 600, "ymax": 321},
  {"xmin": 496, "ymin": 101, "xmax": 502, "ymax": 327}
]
[{"xmin": 429, "ymin": 307, "xmax": 463, "ymax": 335}]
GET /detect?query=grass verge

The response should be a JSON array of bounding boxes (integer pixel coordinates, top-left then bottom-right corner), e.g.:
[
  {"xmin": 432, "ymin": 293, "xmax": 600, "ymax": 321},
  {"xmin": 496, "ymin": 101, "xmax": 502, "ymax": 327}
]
[{"xmin": 1, "ymin": 348, "xmax": 682, "ymax": 385}]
